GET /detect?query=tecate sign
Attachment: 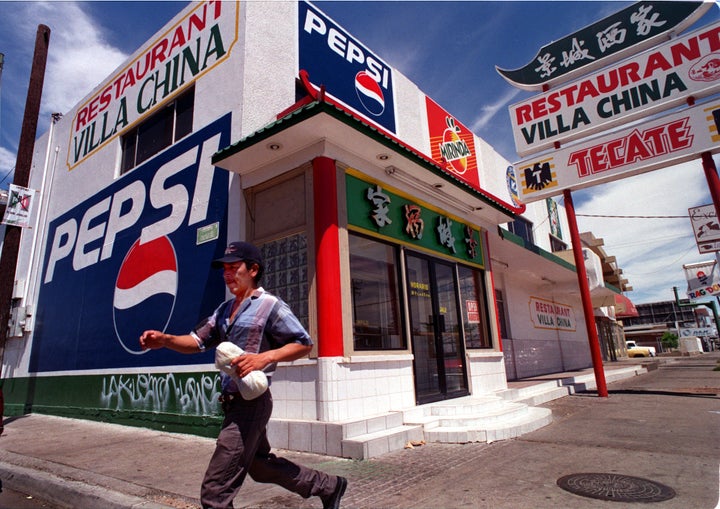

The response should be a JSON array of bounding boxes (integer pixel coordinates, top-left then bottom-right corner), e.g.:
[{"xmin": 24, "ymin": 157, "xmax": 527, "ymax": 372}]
[
  {"xmin": 31, "ymin": 116, "xmax": 230, "ymax": 373},
  {"xmin": 512, "ymin": 99, "xmax": 720, "ymax": 203},
  {"xmin": 510, "ymin": 20, "xmax": 720, "ymax": 157},
  {"xmin": 299, "ymin": 2, "xmax": 396, "ymax": 133}
]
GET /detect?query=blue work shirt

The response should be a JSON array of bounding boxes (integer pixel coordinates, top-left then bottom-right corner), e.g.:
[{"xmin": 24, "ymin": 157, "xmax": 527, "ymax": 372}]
[{"xmin": 192, "ymin": 287, "xmax": 313, "ymax": 392}]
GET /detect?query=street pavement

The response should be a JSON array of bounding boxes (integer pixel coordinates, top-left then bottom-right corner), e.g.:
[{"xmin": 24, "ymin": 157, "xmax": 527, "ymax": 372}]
[{"xmin": 0, "ymin": 353, "xmax": 718, "ymax": 509}]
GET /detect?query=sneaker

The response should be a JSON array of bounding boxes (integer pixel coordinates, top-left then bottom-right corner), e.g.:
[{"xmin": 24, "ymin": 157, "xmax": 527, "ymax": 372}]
[{"xmin": 322, "ymin": 476, "xmax": 347, "ymax": 509}]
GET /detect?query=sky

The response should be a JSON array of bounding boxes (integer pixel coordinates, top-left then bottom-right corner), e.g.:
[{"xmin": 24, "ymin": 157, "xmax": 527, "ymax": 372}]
[{"xmin": 0, "ymin": 0, "xmax": 719, "ymax": 306}]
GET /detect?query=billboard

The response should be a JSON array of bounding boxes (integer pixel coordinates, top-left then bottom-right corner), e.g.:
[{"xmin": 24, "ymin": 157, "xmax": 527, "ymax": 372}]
[
  {"xmin": 426, "ymin": 96, "xmax": 479, "ymax": 189},
  {"xmin": 497, "ymin": 1, "xmax": 711, "ymax": 91},
  {"xmin": 509, "ymin": 20, "xmax": 720, "ymax": 156},
  {"xmin": 67, "ymin": 0, "xmax": 239, "ymax": 169},
  {"xmin": 689, "ymin": 203, "xmax": 720, "ymax": 253},
  {"xmin": 299, "ymin": 1, "xmax": 396, "ymax": 134},
  {"xmin": 513, "ymin": 98, "xmax": 720, "ymax": 203},
  {"xmin": 31, "ymin": 115, "xmax": 231, "ymax": 372}
]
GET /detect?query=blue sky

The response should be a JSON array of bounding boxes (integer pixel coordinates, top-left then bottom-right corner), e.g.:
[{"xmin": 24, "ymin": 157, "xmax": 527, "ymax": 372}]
[{"xmin": 1, "ymin": 1, "xmax": 719, "ymax": 306}]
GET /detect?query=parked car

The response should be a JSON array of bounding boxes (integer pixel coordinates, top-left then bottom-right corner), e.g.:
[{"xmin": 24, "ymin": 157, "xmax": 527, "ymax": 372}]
[{"xmin": 626, "ymin": 340, "xmax": 656, "ymax": 357}]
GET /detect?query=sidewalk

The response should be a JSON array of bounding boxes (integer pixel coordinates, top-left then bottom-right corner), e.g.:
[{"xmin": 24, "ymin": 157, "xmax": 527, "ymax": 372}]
[{"xmin": 0, "ymin": 354, "xmax": 717, "ymax": 509}]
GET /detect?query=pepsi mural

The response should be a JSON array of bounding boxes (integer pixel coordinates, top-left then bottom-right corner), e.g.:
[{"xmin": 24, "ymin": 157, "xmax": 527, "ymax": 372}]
[
  {"xmin": 31, "ymin": 116, "xmax": 231, "ymax": 372},
  {"xmin": 299, "ymin": 1, "xmax": 396, "ymax": 133}
]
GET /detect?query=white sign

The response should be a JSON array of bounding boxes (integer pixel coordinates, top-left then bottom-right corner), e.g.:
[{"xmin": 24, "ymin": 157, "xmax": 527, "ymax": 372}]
[
  {"xmin": 67, "ymin": 0, "xmax": 238, "ymax": 169},
  {"xmin": 509, "ymin": 21, "xmax": 720, "ymax": 157},
  {"xmin": 529, "ymin": 296, "xmax": 576, "ymax": 331},
  {"xmin": 688, "ymin": 203, "xmax": 720, "ymax": 253},
  {"xmin": 679, "ymin": 327, "xmax": 716, "ymax": 337},
  {"xmin": 1, "ymin": 184, "xmax": 37, "ymax": 228},
  {"xmin": 513, "ymin": 99, "xmax": 720, "ymax": 203},
  {"xmin": 684, "ymin": 260, "xmax": 720, "ymax": 300}
]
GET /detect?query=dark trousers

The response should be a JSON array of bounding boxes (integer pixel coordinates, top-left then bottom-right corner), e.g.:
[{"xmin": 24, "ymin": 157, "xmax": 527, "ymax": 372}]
[{"xmin": 200, "ymin": 390, "xmax": 338, "ymax": 509}]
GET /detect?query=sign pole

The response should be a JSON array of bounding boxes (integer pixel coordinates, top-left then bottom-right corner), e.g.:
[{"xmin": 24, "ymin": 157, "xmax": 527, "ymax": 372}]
[
  {"xmin": 563, "ymin": 189, "xmax": 608, "ymax": 397},
  {"xmin": 702, "ymin": 152, "xmax": 720, "ymax": 221}
]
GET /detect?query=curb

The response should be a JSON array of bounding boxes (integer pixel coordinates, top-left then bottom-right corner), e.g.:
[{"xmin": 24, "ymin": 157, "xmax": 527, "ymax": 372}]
[{"xmin": 0, "ymin": 453, "xmax": 186, "ymax": 509}]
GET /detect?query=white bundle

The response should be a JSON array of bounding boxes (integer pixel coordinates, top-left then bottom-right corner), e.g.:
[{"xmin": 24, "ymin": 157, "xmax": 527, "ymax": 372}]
[{"xmin": 215, "ymin": 341, "xmax": 269, "ymax": 400}]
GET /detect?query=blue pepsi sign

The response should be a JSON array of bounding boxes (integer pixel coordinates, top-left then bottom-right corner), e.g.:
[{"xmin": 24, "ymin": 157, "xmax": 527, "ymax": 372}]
[
  {"xmin": 299, "ymin": 2, "xmax": 396, "ymax": 134},
  {"xmin": 30, "ymin": 115, "xmax": 232, "ymax": 372}
]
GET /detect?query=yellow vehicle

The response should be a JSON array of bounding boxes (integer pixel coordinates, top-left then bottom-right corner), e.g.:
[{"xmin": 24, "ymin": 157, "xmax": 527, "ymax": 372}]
[{"xmin": 626, "ymin": 340, "xmax": 656, "ymax": 357}]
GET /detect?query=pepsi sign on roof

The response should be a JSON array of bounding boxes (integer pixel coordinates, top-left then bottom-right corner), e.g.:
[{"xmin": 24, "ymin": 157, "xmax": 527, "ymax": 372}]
[{"xmin": 300, "ymin": 1, "xmax": 396, "ymax": 134}]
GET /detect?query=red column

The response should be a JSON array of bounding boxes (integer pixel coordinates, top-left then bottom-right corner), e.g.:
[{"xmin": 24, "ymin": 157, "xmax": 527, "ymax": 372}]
[
  {"xmin": 702, "ymin": 152, "xmax": 720, "ymax": 221},
  {"xmin": 312, "ymin": 156, "xmax": 344, "ymax": 357},
  {"xmin": 564, "ymin": 189, "xmax": 608, "ymax": 397}
]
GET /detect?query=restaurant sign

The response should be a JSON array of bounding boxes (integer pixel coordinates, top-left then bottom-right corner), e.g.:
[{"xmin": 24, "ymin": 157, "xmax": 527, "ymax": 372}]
[
  {"xmin": 529, "ymin": 296, "xmax": 576, "ymax": 331},
  {"xmin": 345, "ymin": 171, "xmax": 485, "ymax": 267},
  {"xmin": 497, "ymin": 1, "xmax": 710, "ymax": 91},
  {"xmin": 510, "ymin": 20, "xmax": 720, "ymax": 157},
  {"xmin": 512, "ymin": 99, "xmax": 720, "ymax": 203}
]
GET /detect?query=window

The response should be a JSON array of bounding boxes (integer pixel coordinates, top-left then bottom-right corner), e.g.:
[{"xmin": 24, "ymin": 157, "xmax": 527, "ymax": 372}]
[
  {"xmin": 349, "ymin": 233, "xmax": 405, "ymax": 350},
  {"xmin": 495, "ymin": 289, "xmax": 509, "ymax": 339},
  {"xmin": 120, "ymin": 86, "xmax": 195, "ymax": 173},
  {"xmin": 507, "ymin": 216, "xmax": 534, "ymax": 244},
  {"xmin": 457, "ymin": 265, "xmax": 492, "ymax": 348},
  {"xmin": 549, "ymin": 234, "xmax": 567, "ymax": 252}
]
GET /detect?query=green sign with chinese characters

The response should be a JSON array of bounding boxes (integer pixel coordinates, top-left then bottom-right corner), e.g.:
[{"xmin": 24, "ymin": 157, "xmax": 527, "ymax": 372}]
[{"xmin": 346, "ymin": 171, "xmax": 485, "ymax": 267}]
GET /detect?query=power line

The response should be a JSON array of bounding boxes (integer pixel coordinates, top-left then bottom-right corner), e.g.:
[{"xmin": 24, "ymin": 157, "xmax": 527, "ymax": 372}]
[{"xmin": 577, "ymin": 213, "xmax": 690, "ymax": 219}]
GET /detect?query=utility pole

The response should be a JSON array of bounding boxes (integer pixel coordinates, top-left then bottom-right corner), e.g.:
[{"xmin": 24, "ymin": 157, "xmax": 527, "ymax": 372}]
[{"xmin": 0, "ymin": 25, "xmax": 51, "ymax": 432}]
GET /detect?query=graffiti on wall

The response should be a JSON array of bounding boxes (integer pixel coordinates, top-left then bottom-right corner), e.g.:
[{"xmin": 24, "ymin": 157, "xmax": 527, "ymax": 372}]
[{"xmin": 100, "ymin": 372, "xmax": 221, "ymax": 415}]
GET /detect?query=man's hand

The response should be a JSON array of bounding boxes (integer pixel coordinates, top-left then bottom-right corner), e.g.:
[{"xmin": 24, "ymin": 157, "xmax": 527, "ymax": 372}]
[
  {"xmin": 231, "ymin": 352, "xmax": 273, "ymax": 378},
  {"xmin": 140, "ymin": 330, "xmax": 167, "ymax": 350}
]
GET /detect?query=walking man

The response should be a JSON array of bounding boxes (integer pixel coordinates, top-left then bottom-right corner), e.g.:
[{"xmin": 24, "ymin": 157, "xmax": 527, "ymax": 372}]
[{"xmin": 140, "ymin": 241, "xmax": 347, "ymax": 509}]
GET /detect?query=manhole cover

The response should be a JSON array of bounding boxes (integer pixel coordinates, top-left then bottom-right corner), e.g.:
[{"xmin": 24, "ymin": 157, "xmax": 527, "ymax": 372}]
[{"xmin": 557, "ymin": 473, "xmax": 676, "ymax": 503}]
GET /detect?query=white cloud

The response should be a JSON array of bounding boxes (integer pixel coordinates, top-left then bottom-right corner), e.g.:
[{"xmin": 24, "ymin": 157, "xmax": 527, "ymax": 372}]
[
  {"xmin": 573, "ymin": 160, "xmax": 715, "ymax": 304},
  {"xmin": 17, "ymin": 2, "xmax": 128, "ymax": 117},
  {"xmin": 470, "ymin": 87, "xmax": 522, "ymax": 132}
]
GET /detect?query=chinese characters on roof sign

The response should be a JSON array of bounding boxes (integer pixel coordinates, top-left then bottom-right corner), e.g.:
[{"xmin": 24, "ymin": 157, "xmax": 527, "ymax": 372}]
[
  {"xmin": 346, "ymin": 172, "xmax": 485, "ymax": 267},
  {"xmin": 509, "ymin": 20, "xmax": 720, "ymax": 157},
  {"xmin": 68, "ymin": 0, "xmax": 238, "ymax": 169},
  {"xmin": 496, "ymin": 1, "xmax": 711, "ymax": 91},
  {"xmin": 512, "ymin": 99, "xmax": 720, "ymax": 203}
]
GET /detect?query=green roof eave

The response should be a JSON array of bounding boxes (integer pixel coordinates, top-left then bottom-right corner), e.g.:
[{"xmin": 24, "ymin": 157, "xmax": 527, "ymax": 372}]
[
  {"xmin": 498, "ymin": 226, "xmax": 577, "ymax": 273},
  {"xmin": 212, "ymin": 100, "xmax": 518, "ymax": 219}
]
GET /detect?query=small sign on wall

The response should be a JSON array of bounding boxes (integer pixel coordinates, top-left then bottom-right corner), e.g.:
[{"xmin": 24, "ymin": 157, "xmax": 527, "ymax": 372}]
[{"xmin": 529, "ymin": 296, "xmax": 576, "ymax": 331}]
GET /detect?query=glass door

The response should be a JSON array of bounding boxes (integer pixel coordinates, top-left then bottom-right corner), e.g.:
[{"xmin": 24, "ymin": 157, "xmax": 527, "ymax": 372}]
[{"xmin": 405, "ymin": 253, "xmax": 468, "ymax": 404}]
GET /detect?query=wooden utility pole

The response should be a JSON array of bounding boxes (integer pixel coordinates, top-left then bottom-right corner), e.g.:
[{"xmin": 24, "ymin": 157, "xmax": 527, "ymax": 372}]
[{"xmin": 0, "ymin": 25, "xmax": 51, "ymax": 431}]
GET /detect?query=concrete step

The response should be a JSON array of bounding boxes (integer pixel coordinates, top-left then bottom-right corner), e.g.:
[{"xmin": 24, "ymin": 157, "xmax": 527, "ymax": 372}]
[
  {"xmin": 341, "ymin": 424, "xmax": 424, "ymax": 459},
  {"xmin": 425, "ymin": 406, "xmax": 553, "ymax": 444}
]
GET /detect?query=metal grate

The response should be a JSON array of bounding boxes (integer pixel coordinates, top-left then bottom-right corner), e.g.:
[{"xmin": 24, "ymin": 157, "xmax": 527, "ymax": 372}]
[{"xmin": 557, "ymin": 473, "xmax": 676, "ymax": 503}]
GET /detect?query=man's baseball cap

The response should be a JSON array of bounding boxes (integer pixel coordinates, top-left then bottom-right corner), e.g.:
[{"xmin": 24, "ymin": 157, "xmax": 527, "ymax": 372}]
[{"xmin": 211, "ymin": 241, "xmax": 264, "ymax": 270}]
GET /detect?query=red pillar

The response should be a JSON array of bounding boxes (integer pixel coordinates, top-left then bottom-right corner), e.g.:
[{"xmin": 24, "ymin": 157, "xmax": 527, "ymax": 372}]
[
  {"xmin": 312, "ymin": 156, "xmax": 344, "ymax": 357},
  {"xmin": 563, "ymin": 189, "xmax": 608, "ymax": 397},
  {"xmin": 702, "ymin": 152, "xmax": 720, "ymax": 221}
]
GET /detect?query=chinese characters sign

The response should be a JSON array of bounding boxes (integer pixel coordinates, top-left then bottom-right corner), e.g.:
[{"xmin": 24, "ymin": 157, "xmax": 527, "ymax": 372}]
[
  {"xmin": 346, "ymin": 172, "xmax": 485, "ymax": 267},
  {"xmin": 497, "ymin": 1, "xmax": 710, "ymax": 91},
  {"xmin": 529, "ymin": 297, "xmax": 576, "ymax": 331},
  {"xmin": 509, "ymin": 20, "xmax": 720, "ymax": 157}
]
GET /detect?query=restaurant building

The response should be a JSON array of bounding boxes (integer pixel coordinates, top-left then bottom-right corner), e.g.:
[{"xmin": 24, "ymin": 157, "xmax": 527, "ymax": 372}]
[{"xmin": 1, "ymin": 1, "xmax": 602, "ymax": 458}]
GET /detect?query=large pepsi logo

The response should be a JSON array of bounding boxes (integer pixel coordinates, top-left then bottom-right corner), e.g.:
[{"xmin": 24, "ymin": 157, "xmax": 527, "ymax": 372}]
[
  {"xmin": 30, "ymin": 115, "xmax": 231, "ymax": 372},
  {"xmin": 355, "ymin": 71, "xmax": 385, "ymax": 116},
  {"xmin": 113, "ymin": 236, "xmax": 178, "ymax": 354},
  {"xmin": 300, "ymin": 2, "xmax": 396, "ymax": 133}
]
